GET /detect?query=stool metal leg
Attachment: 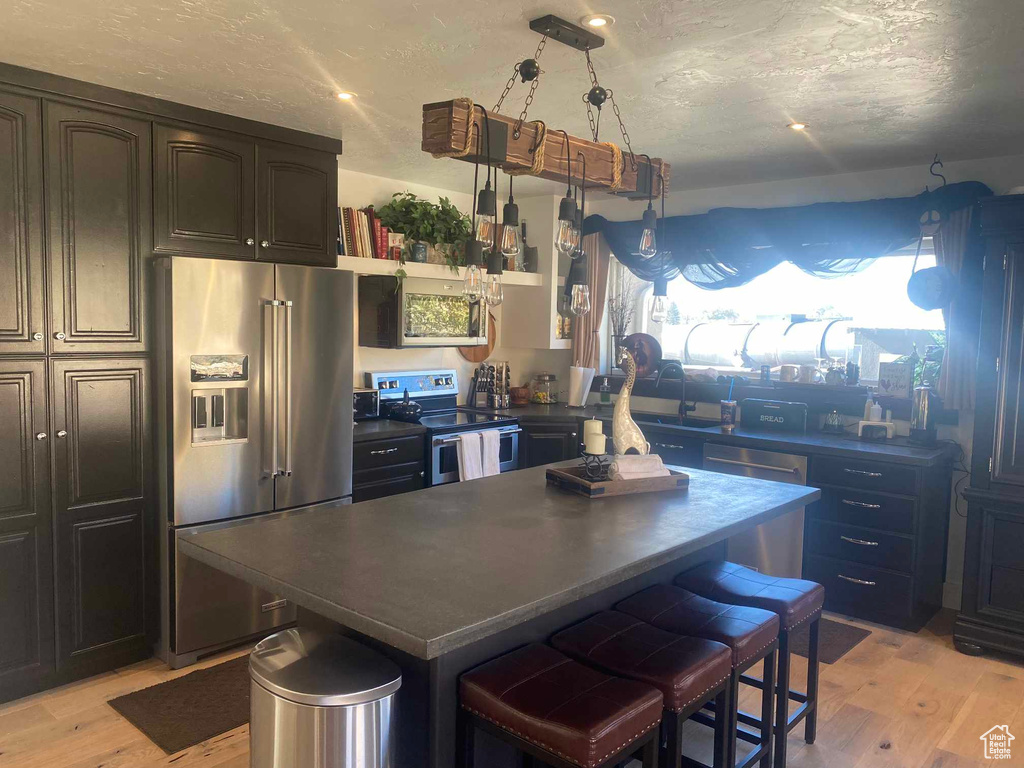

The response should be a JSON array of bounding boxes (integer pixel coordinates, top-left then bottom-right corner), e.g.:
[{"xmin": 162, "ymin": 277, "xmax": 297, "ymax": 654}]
[
  {"xmin": 458, "ymin": 710, "xmax": 475, "ymax": 768},
  {"xmin": 805, "ymin": 616, "xmax": 820, "ymax": 744},
  {"xmin": 726, "ymin": 670, "xmax": 740, "ymax": 768},
  {"xmin": 758, "ymin": 649, "xmax": 776, "ymax": 768},
  {"xmin": 662, "ymin": 712, "xmax": 683, "ymax": 768},
  {"xmin": 712, "ymin": 682, "xmax": 731, "ymax": 768},
  {"xmin": 641, "ymin": 729, "xmax": 660, "ymax": 768},
  {"xmin": 774, "ymin": 630, "xmax": 790, "ymax": 768}
]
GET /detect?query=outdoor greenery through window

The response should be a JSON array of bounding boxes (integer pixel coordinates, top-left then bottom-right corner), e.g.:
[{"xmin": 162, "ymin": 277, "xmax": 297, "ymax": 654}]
[{"xmin": 627, "ymin": 250, "xmax": 946, "ymax": 385}]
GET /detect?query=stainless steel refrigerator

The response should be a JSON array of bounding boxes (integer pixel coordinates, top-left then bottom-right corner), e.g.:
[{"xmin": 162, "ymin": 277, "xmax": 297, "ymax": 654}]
[{"xmin": 155, "ymin": 256, "xmax": 353, "ymax": 668}]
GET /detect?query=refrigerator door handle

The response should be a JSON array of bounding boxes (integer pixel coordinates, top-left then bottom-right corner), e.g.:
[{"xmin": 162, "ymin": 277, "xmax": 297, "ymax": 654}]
[
  {"xmin": 282, "ymin": 300, "xmax": 294, "ymax": 477},
  {"xmin": 264, "ymin": 300, "xmax": 284, "ymax": 477}
]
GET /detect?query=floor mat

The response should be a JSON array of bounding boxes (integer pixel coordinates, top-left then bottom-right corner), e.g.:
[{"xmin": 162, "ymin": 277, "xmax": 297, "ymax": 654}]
[{"xmin": 790, "ymin": 617, "xmax": 871, "ymax": 664}]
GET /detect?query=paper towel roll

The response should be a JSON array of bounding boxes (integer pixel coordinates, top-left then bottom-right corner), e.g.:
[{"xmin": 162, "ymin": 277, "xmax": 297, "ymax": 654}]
[{"xmin": 568, "ymin": 366, "xmax": 596, "ymax": 407}]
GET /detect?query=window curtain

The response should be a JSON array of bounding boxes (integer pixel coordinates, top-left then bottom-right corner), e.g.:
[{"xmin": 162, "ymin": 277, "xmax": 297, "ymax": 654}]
[
  {"xmin": 571, "ymin": 233, "xmax": 611, "ymax": 369},
  {"xmin": 583, "ymin": 181, "xmax": 993, "ymax": 290},
  {"xmin": 935, "ymin": 207, "xmax": 982, "ymax": 411}
]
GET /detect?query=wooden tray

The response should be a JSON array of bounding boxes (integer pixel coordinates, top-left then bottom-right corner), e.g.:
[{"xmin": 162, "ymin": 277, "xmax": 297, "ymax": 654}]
[{"xmin": 546, "ymin": 466, "xmax": 689, "ymax": 499}]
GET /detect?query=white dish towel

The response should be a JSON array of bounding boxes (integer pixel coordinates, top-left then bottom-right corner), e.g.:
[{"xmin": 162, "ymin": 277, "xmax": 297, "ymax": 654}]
[
  {"xmin": 481, "ymin": 430, "xmax": 502, "ymax": 477},
  {"xmin": 608, "ymin": 454, "xmax": 670, "ymax": 481},
  {"xmin": 457, "ymin": 432, "xmax": 483, "ymax": 481}
]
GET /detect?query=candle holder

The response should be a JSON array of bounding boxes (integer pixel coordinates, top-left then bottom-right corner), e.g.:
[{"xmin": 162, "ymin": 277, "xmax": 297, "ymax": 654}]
[{"xmin": 579, "ymin": 452, "xmax": 611, "ymax": 481}]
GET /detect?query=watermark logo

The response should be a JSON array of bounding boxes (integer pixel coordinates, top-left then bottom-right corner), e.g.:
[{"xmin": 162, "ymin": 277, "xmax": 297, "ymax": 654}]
[{"xmin": 980, "ymin": 725, "xmax": 1015, "ymax": 760}]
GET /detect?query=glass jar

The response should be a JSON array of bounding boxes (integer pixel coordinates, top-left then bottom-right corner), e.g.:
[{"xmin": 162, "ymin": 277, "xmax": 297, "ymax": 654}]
[{"xmin": 530, "ymin": 373, "xmax": 558, "ymax": 404}]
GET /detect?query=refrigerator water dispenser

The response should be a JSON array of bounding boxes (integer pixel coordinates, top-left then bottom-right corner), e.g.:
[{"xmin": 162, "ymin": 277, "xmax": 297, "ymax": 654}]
[{"xmin": 191, "ymin": 388, "xmax": 248, "ymax": 443}]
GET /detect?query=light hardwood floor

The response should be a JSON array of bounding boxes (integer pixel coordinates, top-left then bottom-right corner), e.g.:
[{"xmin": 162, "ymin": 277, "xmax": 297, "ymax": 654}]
[{"xmin": 1, "ymin": 611, "xmax": 1022, "ymax": 768}]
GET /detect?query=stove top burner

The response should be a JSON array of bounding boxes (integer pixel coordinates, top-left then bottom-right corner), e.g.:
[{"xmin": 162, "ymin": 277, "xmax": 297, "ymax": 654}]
[{"xmin": 419, "ymin": 412, "xmax": 512, "ymax": 430}]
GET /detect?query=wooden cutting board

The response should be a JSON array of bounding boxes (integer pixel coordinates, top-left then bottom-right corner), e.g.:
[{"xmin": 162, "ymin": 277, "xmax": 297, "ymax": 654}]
[{"xmin": 458, "ymin": 312, "xmax": 497, "ymax": 363}]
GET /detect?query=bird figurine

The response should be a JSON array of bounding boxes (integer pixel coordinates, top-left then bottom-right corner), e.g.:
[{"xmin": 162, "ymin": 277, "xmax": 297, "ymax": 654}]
[{"xmin": 612, "ymin": 348, "xmax": 650, "ymax": 456}]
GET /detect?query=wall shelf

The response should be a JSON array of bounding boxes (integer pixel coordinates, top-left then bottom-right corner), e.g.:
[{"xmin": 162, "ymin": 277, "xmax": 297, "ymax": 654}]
[{"xmin": 337, "ymin": 255, "xmax": 543, "ymax": 286}]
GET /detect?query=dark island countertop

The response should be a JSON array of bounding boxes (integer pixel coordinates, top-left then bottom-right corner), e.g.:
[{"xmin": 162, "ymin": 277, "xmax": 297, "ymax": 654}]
[
  {"xmin": 177, "ymin": 464, "xmax": 818, "ymax": 660},
  {"xmin": 353, "ymin": 419, "xmax": 427, "ymax": 443},
  {"xmin": 467, "ymin": 404, "xmax": 950, "ymax": 467}
]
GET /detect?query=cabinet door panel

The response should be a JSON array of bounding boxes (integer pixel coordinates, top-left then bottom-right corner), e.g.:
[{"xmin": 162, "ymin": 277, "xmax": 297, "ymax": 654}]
[
  {"xmin": 522, "ymin": 423, "xmax": 579, "ymax": 468},
  {"xmin": 256, "ymin": 142, "xmax": 337, "ymax": 266},
  {"xmin": 993, "ymin": 247, "xmax": 1024, "ymax": 486},
  {"xmin": 45, "ymin": 102, "xmax": 151, "ymax": 353},
  {"xmin": 154, "ymin": 124, "xmax": 256, "ymax": 259},
  {"xmin": 0, "ymin": 92, "xmax": 45, "ymax": 354},
  {"xmin": 0, "ymin": 360, "xmax": 53, "ymax": 695},
  {"xmin": 51, "ymin": 359, "xmax": 150, "ymax": 671}
]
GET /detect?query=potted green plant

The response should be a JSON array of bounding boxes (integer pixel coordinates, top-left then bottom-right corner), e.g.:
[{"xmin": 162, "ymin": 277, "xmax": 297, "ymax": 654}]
[{"xmin": 377, "ymin": 192, "xmax": 472, "ymax": 270}]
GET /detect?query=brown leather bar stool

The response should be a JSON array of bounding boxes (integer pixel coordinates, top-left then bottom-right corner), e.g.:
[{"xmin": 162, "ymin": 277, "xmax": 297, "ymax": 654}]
[
  {"xmin": 551, "ymin": 610, "xmax": 733, "ymax": 768},
  {"xmin": 617, "ymin": 585, "xmax": 778, "ymax": 768},
  {"xmin": 459, "ymin": 643, "xmax": 663, "ymax": 768},
  {"xmin": 675, "ymin": 562, "xmax": 824, "ymax": 768}
]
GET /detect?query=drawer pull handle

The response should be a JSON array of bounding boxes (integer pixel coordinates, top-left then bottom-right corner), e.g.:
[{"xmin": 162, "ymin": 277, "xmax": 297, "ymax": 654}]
[
  {"xmin": 843, "ymin": 468, "xmax": 883, "ymax": 478},
  {"xmin": 838, "ymin": 574, "xmax": 876, "ymax": 586},
  {"xmin": 841, "ymin": 499, "xmax": 881, "ymax": 509},
  {"xmin": 840, "ymin": 535, "xmax": 879, "ymax": 547},
  {"xmin": 370, "ymin": 447, "xmax": 399, "ymax": 456}
]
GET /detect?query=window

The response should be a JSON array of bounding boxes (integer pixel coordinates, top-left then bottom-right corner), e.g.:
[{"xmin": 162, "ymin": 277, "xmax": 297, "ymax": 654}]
[{"xmin": 630, "ymin": 248, "xmax": 945, "ymax": 384}]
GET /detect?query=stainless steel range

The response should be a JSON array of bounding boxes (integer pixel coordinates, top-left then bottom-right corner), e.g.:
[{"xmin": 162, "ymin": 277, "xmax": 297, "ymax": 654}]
[{"xmin": 365, "ymin": 369, "xmax": 520, "ymax": 485}]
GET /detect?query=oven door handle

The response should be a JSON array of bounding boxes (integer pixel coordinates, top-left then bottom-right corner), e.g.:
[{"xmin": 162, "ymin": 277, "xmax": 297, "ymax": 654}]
[{"xmin": 434, "ymin": 428, "xmax": 522, "ymax": 446}]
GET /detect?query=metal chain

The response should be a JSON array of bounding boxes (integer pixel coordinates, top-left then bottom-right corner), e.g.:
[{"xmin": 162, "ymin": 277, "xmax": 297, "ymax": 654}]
[
  {"xmin": 494, "ymin": 36, "xmax": 547, "ymax": 125},
  {"xmin": 513, "ymin": 75, "xmax": 541, "ymax": 139},
  {"xmin": 584, "ymin": 49, "xmax": 600, "ymax": 89},
  {"xmin": 493, "ymin": 64, "xmax": 520, "ymax": 114},
  {"xmin": 584, "ymin": 96, "xmax": 600, "ymax": 142},
  {"xmin": 607, "ymin": 88, "xmax": 637, "ymax": 170}
]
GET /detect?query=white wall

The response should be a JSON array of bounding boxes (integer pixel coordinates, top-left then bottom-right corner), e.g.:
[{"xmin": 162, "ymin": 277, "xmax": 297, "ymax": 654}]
[
  {"xmin": 338, "ymin": 166, "xmax": 573, "ymax": 395},
  {"xmin": 585, "ymin": 154, "xmax": 1024, "ymax": 612}
]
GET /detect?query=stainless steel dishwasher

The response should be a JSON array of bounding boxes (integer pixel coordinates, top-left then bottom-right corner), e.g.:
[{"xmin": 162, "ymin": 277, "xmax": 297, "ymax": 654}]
[{"xmin": 703, "ymin": 443, "xmax": 807, "ymax": 578}]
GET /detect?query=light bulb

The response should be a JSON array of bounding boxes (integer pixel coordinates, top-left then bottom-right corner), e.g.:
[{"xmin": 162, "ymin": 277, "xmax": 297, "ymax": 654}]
[
  {"xmin": 463, "ymin": 263, "xmax": 483, "ymax": 301},
  {"xmin": 638, "ymin": 206, "xmax": 658, "ymax": 259},
  {"xmin": 476, "ymin": 216, "xmax": 495, "ymax": 249},
  {"xmin": 500, "ymin": 222, "xmax": 521, "ymax": 257},
  {"xmin": 570, "ymin": 284, "xmax": 591, "ymax": 316},
  {"xmin": 556, "ymin": 218, "xmax": 577, "ymax": 255},
  {"xmin": 650, "ymin": 294, "xmax": 667, "ymax": 323},
  {"xmin": 484, "ymin": 272, "xmax": 503, "ymax": 306}
]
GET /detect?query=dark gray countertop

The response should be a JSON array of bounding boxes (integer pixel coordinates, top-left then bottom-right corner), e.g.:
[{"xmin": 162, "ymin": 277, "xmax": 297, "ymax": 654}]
[
  {"xmin": 178, "ymin": 464, "xmax": 818, "ymax": 660},
  {"xmin": 466, "ymin": 405, "xmax": 950, "ymax": 467},
  {"xmin": 353, "ymin": 419, "xmax": 427, "ymax": 443}
]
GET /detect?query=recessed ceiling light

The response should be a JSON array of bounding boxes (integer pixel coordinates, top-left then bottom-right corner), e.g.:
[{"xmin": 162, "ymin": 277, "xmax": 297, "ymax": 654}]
[
  {"xmin": 788, "ymin": 122, "xmax": 808, "ymax": 131},
  {"xmin": 581, "ymin": 14, "xmax": 614, "ymax": 28},
  {"xmin": 336, "ymin": 91, "xmax": 356, "ymax": 101}
]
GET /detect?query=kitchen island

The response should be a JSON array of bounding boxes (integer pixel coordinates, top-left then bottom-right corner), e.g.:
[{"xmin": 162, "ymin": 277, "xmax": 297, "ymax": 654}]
[{"xmin": 179, "ymin": 463, "xmax": 819, "ymax": 768}]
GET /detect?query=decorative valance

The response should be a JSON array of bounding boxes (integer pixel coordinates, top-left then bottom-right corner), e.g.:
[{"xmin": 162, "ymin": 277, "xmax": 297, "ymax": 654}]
[{"xmin": 583, "ymin": 181, "xmax": 993, "ymax": 289}]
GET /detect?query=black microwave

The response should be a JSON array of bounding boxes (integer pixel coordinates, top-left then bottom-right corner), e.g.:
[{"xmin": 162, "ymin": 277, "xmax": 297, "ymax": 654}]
[
  {"xmin": 352, "ymin": 389, "xmax": 379, "ymax": 421},
  {"xmin": 358, "ymin": 275, "xmax": 488, "ymax": 349}
]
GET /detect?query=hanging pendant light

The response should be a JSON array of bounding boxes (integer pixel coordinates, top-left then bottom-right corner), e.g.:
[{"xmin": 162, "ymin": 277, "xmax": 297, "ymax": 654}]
[
  {"xmin": 638, "ymin": 155, "xmax": 657, "ymax": 259},
  {"xmin": 570, "ymin": 282, "xmax": 591, "ymax": 316},
  {"xmin": 475, "ymin": 109, "xmax": 497, "ymax": 249},
  {"xmin": 464, "ymin": 120, "xmax": 484, "ymax": 301},
  {"xmin": 567, "ymin": 150, "xmax": 591, "ymax": 316},
  {"xmin": 485, "ymin": 249, "xmax": 504, "ymax": 306},
  {"xmin": 650, "ymin": 277, "xmax": 668, "ymax": 323},
  {"xmin": 500, "ymin": 175, "xmax": 522, "ymax": 259},
  {"xmin": 555, "ymin": 131, "xmax": 578, "ymax": 256}
]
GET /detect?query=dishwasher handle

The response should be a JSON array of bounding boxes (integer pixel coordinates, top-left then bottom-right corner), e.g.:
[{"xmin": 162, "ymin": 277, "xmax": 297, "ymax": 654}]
[{"xmin": 704, "ymin": 455, "xmax": 801, "ymax": 475}]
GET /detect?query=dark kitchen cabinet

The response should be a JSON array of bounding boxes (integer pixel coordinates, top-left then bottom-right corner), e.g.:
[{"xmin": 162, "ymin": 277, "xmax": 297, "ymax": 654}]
[
  {"xmin": 957, "ymin": 195, "xmax": 1024, "ymax": 658},
  {"xmin": 154, "ymin": 124, "xmax": 256, "ymax": 260},
  {"xmin": 521, "ymin": 420, "xmax": 581, "ymax": 468},
  {"xmin": 0, "ymin": 361, "xmax": 53, "ymax": 699},
  {"xmin": 256, "ymin": 142, "xmax": 338, "ymax": 267},
  {"xmin": 50, "ymin": 358, "xmax": 151, "ymax": 676},
  {"xmin": 45, "ymin": 102, "xmax": 151, "ymax": 354},
  {"xmin": 353, "ymin": 433, "xmax": 425, "ymax": 502},
  {"xmin": 644, "ymin": 428, "xmax": 704, "ymax": 469},
  {"xmin": 0, "ymin": 92, "xmax": 46, "ymax": 355}
]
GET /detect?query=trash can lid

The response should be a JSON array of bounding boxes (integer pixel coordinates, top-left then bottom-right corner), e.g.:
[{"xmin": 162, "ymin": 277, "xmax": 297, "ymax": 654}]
[{"xmin": 250, "ymin": 628, "xmax": 402, "ymax": 707}]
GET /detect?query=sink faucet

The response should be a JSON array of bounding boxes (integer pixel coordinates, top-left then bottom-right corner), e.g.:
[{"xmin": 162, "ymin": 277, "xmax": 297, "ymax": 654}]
[{"xmin": 655, "ymin": 362, "xmax": 697, "ymax": 424}]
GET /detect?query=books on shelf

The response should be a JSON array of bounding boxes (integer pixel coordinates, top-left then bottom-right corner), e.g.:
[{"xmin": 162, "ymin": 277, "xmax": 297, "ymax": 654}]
[{"xmin": 338, "ymin": 204, "xmax": 404, "ymax": 259}]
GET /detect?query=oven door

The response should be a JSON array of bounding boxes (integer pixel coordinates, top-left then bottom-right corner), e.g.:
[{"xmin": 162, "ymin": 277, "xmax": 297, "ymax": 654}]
[
  {"xmin": 400, "ymin": 277, "xmax": 487, "ymax": 347},
  {"xmin": 430, "ymin": 427, "xmax": 520, "ymax": 485}
]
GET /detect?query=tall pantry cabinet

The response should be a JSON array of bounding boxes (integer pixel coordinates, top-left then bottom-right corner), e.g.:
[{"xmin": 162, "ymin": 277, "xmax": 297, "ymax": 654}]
[{"xmin": 0, "ymin": 64, "xmax": 341, "ymax": 703}]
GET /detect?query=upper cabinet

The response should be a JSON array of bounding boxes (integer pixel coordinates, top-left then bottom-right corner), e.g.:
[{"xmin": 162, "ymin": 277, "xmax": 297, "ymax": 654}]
[
  {"xmin": 992, "ymin": 242, "xmax": 1024, "ymax": 487},
  {"xmin": 154, "ymin": 125, "xmax": 256, "ymax": 260},
  {"xmin": 154, "ymin": 127, "xmax": 338, "ymax": 267},
  {"xmin": 0, "ymin": 92, "xmax": 45, "ymax": 355},
  {"xmin": 45, "ymin": 102, "xmax": 151, "ymax": 354},
  {"xmin": 256, "ymin": 142, "xmax": 337, "ymax": 267}
]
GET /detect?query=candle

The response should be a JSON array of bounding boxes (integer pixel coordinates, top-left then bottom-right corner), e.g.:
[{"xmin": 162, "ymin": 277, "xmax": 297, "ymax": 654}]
[
  {"xmin": 583, "ymin": 418, "xmax": 602, "ymax": 437},
  {"xmin": 584, "ymin": 432, "xmax": 606, "ymax": 456}
]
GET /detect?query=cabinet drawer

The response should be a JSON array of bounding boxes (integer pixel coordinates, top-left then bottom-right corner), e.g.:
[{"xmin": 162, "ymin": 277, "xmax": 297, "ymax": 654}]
[
  {"xmin": 353, "ymin": 469, "xmax": 425, "ymax": 503},
  {"xmin": 353, "ymin": 435, "xmax": 424, "ymax": 471},
  {"xmin": 810, "ymin": 456, "xmax": 918, "ymax": 495},
  {"xmin": 353, "ymin": 460, "xmax": 424, "ymax": 487},
  {"xmin": 804, "ymin": 554, "xmax": 913, "ymax": 619},
  {"xmin": 806, "ymin": 520, "xmax": 913, "ymax": 572},
  {"xmin": 811, "ymin": 488, "xmax": 915, "ymax": 534}
]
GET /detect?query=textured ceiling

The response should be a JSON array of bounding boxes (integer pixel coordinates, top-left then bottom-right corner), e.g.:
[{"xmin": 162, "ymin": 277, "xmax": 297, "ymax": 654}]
[{"xmin": 3, "ymin": 0, "xmax": 1022, "ymax": 194}]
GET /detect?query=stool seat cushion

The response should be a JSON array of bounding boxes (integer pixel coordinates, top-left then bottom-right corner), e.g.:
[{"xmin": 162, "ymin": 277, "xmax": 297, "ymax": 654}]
[
  {"xmin": 460, "ymin": 643, "xmax": 663, "ymax": 768},
  {"xmin": 616, "ymin": 585, "xmax": 779, "ymax": 668},
  {"xmin": 551, "ymin": 611, "xmax": 732, "ymax": 714},
  {"xmin": 674, "ymin": 561, "xmax": 825, "ymax": 630}
]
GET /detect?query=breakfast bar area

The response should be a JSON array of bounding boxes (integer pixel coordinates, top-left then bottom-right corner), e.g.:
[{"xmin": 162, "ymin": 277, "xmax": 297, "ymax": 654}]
[{"xmin": 178, "ymin": 464, "xmax": 819, "ymax": 767}]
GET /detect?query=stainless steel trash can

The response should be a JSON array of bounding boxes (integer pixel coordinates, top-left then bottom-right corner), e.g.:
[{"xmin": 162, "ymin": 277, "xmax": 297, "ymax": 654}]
[{"xmin": 249, "ymin": 628, "xmax": 401, "ymax": 768}]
